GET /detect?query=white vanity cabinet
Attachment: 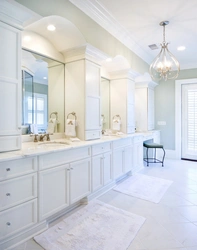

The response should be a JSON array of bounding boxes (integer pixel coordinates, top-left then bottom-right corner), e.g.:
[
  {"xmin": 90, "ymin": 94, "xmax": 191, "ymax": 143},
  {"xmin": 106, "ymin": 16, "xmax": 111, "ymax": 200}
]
[
  {"xmin": 91, "ymin": 142, "xmax": 112, "ymax": 192},
  {"xmin": 69, "ymin": 158, "xmax": 91, "ymax": 204},
  {"xmin": 39, "ymin": 164, "xmax": 70, "ymax": 220},
  {"xmin": 135, "ymin": 80, "xmax": 157, "ymax": 132},
  {"xmin": 112, "ymin": 138, "xmax": 132, "ymax": 179},
  {"xmin": 0, "ymin": 157, "xmax": 37, "ymax": 242},
  {"xmin": 65, "ymin": 57, "xmax": 101, "ymax": 141},
  {"xmin": 132, "ymin": 135, "xmax": 143, "ymax": 173},
  {"xmin": 38, "ymin": 146, "xmax": 91, "ymax": 220},
  {"xmin": 110, "ymin": 70, "xmax": 136, "ymax": 134},
  {"xmin": 0, "ymin": 21, "xmax": 22, "ymax": 152}
]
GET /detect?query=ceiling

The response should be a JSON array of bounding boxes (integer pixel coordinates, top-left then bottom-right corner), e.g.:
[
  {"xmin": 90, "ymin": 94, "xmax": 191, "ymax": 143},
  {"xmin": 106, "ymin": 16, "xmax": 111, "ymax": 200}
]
[{"xmin": 69, "ymin": 0, "xmax": 197, "ymax": 70}]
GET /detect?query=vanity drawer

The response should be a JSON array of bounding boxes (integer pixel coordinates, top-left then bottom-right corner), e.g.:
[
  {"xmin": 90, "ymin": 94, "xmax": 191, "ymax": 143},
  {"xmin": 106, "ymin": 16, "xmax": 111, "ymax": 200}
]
[
  {"xmin": 0, "ymin": 157, "xmax": 37, "ymax": 181},
  {"xmin": 0, "ymin": 199, "xmax": 37, "ymax": 240},
  {"xmin": 133, "ymin": 135, "xmax": 143, "ymax": 143},
  {"xmin": 85, "ymin": 130, "xmax": 101, "ymax": 140},
  {"xmin": 39, "ymin": 146, "xmax": 91, "ymax": 170},
  {"xmin": 92, "ymin": 142, "xmax": 111, "ymax": 156},
  {"xmin": 0, "ymin": 173, "xmax": 37, "ymax": 211},
  {"xmin": 112, "ymin": 137, "xmax": 132, "ymax": 149}
]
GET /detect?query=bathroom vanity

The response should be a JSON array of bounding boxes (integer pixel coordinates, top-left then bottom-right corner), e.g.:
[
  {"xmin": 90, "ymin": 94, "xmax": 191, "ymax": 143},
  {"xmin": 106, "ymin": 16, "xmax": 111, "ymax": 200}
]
[{"xmin": 0, "ymin": 131, "xmax": 159, "ymax": 249}]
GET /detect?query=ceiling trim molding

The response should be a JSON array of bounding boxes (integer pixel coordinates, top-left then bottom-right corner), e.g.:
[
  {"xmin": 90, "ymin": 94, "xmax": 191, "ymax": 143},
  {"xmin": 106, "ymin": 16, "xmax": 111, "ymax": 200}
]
[
  {"xmin": 69, "ymin": 0, "xmax": 152, "ymax": 65},
  {"xmin": 0, "ymin": 0, "xmax": 41, "ymax": 30}
]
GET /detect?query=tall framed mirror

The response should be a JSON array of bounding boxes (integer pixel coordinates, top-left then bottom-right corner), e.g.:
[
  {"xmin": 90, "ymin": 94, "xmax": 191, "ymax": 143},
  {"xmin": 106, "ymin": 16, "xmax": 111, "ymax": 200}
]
[
  {"xmin": 21, "ymin": 49, "xmax": 65, "ymax": 134},
  {"xmin": 100, "ymin": 77, "xmax": 110, "ymax": 131}
]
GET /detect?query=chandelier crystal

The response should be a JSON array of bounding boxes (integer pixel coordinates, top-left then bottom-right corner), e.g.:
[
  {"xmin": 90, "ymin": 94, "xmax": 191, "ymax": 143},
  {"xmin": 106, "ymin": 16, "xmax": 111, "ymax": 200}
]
[{"xmin": 149, "ymin": 21, "xmax": 180, "ymax": 81}]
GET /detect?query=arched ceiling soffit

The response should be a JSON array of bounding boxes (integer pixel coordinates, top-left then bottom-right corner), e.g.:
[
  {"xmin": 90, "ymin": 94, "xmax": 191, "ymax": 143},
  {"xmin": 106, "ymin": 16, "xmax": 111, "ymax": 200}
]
[
  {"xmin": 23, "ymin": 15, "xmax": 87, "ymax": 53},
  {"xmin": 101, "ymin": 55, "xmax": 131, "ymax": 73}
]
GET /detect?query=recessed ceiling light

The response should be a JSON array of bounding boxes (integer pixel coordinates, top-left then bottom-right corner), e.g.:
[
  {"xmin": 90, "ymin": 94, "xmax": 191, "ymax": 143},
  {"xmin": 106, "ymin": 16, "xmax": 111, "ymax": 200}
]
[
  {"xmin": 47, "ymin": 25, "xmax": 56, "ymax": 31},
  {"xmin": 106, "ymin": 58, "xmax": 112, "ymax": 62},
  {"xmin": 24, "ymin": 36, "xmax": 31, "ymax": 42},
  {"xmin": 43, "ymin": 77, "xmax": 47, "ymax": 80},
  {"xmin": 177, "ymin": 46, "xmax": 186, "ymax": 51}
]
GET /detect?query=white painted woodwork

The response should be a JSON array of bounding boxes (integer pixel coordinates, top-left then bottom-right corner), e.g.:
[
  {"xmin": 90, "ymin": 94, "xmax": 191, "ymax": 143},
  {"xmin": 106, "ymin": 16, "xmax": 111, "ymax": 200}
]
[
  {"xmin": 124, "ymin": 145, "xmax": 133, "ymax": 173},
  {"xmin": 38, "ymin": 146, "xmax": 91, "ymax": 170},
  {"xmin": 112, "ymin": 138, "xmax": 133, "ymax": 179},
  {"xmin": 39, "ymin": 164, "xmax": 69, "ymax": 220},
  {"xmin": 135, "ymin": 81, "xmax": 157, "ymax": 132},
  {"xmin": 0, "ymin": 157, "xmax": 37, "ymax": 181},
  {"xmin": 91, "ymin": 142, "xmax": 112, "ymax": 192},
  {"xmin": 110, "ymin": 71, "xmax": 136, "ymax": 134},
  {"xmin": 132, "ymin": 135, "xmax": 143, "ymax": 173},
  {"xmin": 113, "ymin": 147, "xmax": 124, "ymax": 179},
  {"xmin": 69, "ymin": 158, "xmax": 91, "ymax": 204},
  {"xmin": 65, "ymin": 59, "xmax": 101, "ymax": 140},
  {"xmin": 0, "ymin": 21, "xmax": 22, "ymax": 152},
  {"xmin": 92, "ymin": 155, "xmax": 103, "ymax": 192},
  {"xmin": 0, "ymin": 173, "xmax": 37, "ymax": 211},
  {"xmin": 103, "ymin": 151, "xmax": 113, "ymax": 185},
  {"xmin": 0, "ymin": 199, "xmax": 37, "ymax": 240},
  {"xmin": 92, "ymin": 142, "xmax": 111, "ymax": 155}
]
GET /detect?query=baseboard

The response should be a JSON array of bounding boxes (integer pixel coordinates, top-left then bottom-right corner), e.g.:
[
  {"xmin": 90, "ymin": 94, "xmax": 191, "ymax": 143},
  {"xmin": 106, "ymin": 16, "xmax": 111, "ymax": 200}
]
[
  {"xmin": 165, "ymin": 149, "xmax": 178, "ymax": 159},
  {"xmin": 1, "ymin": 221, "xmax": 47, "ymax": 250}
]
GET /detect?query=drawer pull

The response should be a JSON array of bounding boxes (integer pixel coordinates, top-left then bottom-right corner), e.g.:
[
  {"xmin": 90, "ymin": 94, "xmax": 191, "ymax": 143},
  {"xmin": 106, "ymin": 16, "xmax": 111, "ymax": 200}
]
[
  {"xmin": 6, "ymin": 222, "xmax": 11, "ymax": 226},
  {"xmin": 6, "ymin": 168, "xmax": 11, "ymax": 171},
  {"xmin": 6, "ymin": 193, "xmax": 11, "ymax": 196}
]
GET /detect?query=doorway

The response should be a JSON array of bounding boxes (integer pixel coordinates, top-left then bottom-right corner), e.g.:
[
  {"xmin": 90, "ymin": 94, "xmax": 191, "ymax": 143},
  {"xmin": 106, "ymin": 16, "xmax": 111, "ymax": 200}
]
[{"xmin": 181, "ymin": 83, "xmax": 197, "ymax": 160}]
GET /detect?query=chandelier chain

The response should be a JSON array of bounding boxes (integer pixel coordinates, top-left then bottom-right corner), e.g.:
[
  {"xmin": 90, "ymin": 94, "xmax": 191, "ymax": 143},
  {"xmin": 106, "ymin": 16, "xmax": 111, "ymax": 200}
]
[{"xmin": 163, "ymin": 25, "xmax": 166, "ymax": 43}]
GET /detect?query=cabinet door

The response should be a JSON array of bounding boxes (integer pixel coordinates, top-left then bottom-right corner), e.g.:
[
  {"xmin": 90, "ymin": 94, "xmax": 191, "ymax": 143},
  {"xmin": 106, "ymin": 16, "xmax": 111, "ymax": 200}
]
[
  {"xmin": 124, "ymin": 146, "xmax": 133, "ymax": 173},
  {"xmin": 85, "ymin": 60, "xmax": 101, "ymax": 134},
  {"xmin": 133, "ymin": 142, "xmax": 143, "ymax": 173},
  {"xmin": 39, "ymin": 164, "xmax": 69, "ymax": 220},
  {"xmin": 113, "ymin": 148, "xmax": 124, "ymax": 179},
  {"xmin": 103, "ymin": 152, "xmax": 113, "ymax": 185},
  {"xmin": 0, "ymin": 22, "xmax": 21, "ymax": 151},
  {"xmin": 92, "ymin": 155, "xmax": 103, "ymax": 192},
  {"xmin": 69, "ymin": 158, "xmax": 91, "ymax": 204},
  {"xmin": 86, "ymin": 96, "xmax": 101, "ymax": 130}
]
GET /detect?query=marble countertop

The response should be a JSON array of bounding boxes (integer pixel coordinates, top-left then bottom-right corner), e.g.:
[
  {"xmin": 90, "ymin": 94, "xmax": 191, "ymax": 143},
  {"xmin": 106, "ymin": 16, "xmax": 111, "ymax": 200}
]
[{"xmin": 0, "ymin": 131, "xmax": 158, "ymax": 162}]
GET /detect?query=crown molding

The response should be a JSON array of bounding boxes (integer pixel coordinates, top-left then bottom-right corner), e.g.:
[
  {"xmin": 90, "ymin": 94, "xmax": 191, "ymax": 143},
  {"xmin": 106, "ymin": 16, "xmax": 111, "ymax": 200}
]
[
  {"xmin": 63, "ymin": 43, "xmax": 109, "ymax": 64},
  {"xmin": 0, "ymin": 0, "xmax": 41, "ymax": 30},
  {"xmin": 135, "ymin": 72, "xmax": 158, "ymax": 88},
  {"xmin": 69, "ymin": 0, "xmax": 152, "ymax": 65},
  {"xmin": 109, "ymin": 69, "xmax": 139, "ymax": 81}
]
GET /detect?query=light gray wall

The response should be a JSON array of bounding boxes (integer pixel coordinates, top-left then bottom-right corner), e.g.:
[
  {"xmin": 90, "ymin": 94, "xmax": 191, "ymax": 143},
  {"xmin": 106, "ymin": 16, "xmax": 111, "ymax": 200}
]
[{"xmin": 155, "ymin": 68, "xmax": 197, "ymax": 150}]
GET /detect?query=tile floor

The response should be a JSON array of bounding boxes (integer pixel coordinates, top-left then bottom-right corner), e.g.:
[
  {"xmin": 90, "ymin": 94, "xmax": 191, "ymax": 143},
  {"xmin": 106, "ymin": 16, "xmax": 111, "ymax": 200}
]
[{"xmin": 11, "ymin": 158, "xmax": 197, "ymax": 250}]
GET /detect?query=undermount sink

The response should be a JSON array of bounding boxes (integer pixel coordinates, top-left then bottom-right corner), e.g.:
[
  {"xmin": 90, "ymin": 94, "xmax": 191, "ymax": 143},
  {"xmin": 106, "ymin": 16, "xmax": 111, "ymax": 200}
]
[{"xmin": 38, "ymin": 141, "xmax": 70, "ymax": 146}]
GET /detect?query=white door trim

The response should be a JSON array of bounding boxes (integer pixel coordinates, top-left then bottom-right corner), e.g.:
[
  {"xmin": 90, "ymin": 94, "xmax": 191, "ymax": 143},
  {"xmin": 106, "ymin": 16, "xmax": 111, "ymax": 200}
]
[{"xmin": 175, "ymin": 78, "xmax": 197, "ymax": 159}]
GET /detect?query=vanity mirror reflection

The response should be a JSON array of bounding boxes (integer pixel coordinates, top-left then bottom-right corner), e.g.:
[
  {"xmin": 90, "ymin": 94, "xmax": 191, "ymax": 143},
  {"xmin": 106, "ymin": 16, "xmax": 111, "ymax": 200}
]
[
  {"xmin": 21, "ymin": 49, "xmax": 65, "ymax": 134},
  {"xmin": 100, "ymin": 77, "xmax": 110, "ymax": 131}
]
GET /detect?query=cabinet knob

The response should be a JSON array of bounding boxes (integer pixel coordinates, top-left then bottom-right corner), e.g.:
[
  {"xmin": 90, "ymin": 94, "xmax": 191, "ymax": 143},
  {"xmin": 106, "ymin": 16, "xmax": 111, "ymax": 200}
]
[
  {"xmin": 18, "ymin": 127, "xmax": 21, "ymax": 130},
  {"xmin": 6, "ymin": 168, "xmax": 11, "ymax": 172},
  {"xmin": 6, "ymin": 222, "xmax": 11, "ymax": 226},
  {"xmin": 6, "ymin": 193, "xmax": 11, "ymax": 196}
]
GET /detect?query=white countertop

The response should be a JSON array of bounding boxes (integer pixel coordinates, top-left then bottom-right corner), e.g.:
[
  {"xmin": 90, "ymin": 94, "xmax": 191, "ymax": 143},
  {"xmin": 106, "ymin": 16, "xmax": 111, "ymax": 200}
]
[{"xmin": 0, "ymin": 131, "xmax": 158, "ymax": 162}]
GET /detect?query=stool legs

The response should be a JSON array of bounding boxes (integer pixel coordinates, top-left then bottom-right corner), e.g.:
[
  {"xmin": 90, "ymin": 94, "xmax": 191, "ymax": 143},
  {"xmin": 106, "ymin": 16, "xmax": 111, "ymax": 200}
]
[
  {"xmin": 146, "ymin": 147, "xmax": 149, "ymax": 166},
  {"xmin": 161, "ymin": 148, "xmax": 165, "ymax": 167},
  {"xmin": 144, "ymin": 146, "xmax": 165, "ymax": 167}
]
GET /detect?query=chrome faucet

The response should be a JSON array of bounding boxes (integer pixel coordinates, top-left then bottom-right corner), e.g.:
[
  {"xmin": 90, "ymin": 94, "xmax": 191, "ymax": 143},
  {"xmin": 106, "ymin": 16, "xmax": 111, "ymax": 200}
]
[{"xmin": 40, "ymin": 134, "xmax": 50, "ymax": 141}]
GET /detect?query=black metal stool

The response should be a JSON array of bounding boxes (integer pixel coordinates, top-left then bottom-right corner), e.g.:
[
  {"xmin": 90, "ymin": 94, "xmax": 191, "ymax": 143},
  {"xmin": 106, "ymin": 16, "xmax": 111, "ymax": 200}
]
[{"xmin": 143, "ymin": 142, "xmax": 165, "ymax": 167}]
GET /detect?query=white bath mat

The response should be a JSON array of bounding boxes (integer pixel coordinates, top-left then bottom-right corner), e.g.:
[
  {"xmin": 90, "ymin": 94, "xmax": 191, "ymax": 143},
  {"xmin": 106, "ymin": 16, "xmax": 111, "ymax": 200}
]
[
  {"xmin": 34, "ymin": 200, "xmax": 145, "ymax": 250},
  {"xmin": 113, "ymin": 174, "xmax": 173, "ymax": 203}
]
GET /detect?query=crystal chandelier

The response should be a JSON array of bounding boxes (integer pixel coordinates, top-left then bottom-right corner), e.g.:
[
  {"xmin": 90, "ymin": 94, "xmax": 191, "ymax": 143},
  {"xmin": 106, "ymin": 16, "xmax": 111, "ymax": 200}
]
[{"xmin": 149, "ymin": 21, "xmax": 180, "ymax": 81}]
